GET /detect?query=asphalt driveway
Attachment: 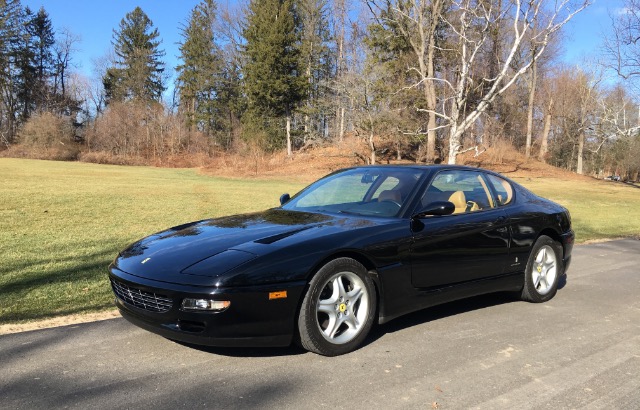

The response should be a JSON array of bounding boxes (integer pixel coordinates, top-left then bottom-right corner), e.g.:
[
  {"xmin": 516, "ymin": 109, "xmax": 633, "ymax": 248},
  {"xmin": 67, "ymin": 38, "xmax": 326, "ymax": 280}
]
[{"xmin": 1, "ymin": 239, "xmax": 639, "ymax": 409}]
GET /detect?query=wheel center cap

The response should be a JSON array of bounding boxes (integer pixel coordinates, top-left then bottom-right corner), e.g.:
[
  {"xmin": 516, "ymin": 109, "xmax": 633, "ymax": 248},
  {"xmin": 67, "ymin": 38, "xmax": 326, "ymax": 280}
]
[
  {"xmin": 537, "ymin": 265, "xmax": 542, "ymax": 273},
  {"xmin": 339, "ymin": 303, "xmax": 347, "ymax": 313}
]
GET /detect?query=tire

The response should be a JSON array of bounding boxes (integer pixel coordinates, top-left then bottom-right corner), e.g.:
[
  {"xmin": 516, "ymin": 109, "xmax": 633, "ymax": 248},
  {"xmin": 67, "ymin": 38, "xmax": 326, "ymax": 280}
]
[
  {"xmin": 298, "ymin": 258, "xmax": 377, "ymax": 356},
  {"xmin": 521, "ymin": 235, "xmax": 563, "ymax": 303}
]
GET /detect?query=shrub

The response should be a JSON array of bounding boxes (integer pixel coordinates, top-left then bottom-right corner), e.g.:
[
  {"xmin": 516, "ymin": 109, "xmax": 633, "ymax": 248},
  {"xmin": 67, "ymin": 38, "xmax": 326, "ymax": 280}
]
[
  {"xmin": 85, "ymin": 101, "xmax": 215, "ymax": 161},
  {"xmin": 19, "ymin": 112, "xmax": 74, "ymax": 149}
]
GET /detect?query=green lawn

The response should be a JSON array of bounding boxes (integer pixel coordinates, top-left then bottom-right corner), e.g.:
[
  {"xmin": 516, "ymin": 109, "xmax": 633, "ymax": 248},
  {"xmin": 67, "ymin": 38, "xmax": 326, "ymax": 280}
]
[
  {"xmin": 511, "ymin": 176, "xmax": 640, "ymax": 243},
  {"xmin": 1, "ymin": 159, "xmax": 638, "ymax": 325},
  {"xmin": 0, "ymin": 159, "xmax": 304, "ymax": 324}
]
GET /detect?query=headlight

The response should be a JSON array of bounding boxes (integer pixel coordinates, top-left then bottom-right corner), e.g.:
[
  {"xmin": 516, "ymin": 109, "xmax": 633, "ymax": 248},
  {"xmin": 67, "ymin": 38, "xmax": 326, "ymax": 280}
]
[{"xmin": 181, "ymin": 298, "xmax": 230, "ymax": 312}]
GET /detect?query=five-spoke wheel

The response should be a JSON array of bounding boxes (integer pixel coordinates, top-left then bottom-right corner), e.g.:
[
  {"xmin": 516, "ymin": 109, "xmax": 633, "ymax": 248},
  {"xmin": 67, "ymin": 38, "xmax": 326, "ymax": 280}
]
[
  {"xmin": 522, "ymin": 235, "xmax": 563, "ymax": 303},
  {"xmin": 298, "ymin": 258, "xmax": 376, "ymax": 356}
]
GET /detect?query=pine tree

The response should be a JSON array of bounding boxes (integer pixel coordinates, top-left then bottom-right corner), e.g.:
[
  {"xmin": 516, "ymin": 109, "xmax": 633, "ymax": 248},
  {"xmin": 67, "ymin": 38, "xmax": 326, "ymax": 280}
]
[
  {"xmin": 105, "ymin": 7, "xmax": 165, "ymax": 103},
  {"xmin": 242, "ymin": 0, "xmax": 307, "ymax": 155},
  {"xmin": 298, "ymin": 0, "xmax": 333, "ymax": 140},
  {"xmin": 26, "ymin": 6, "xmax": 54, "ymax": 112},
  {"xmin": 176, "ymin": 0, "xmax": 223, "ymax": 134},
  {"xmin": 0, "ymin": 0, "xmax": 25, "ymax": 142},
  {"xmin": 15, "ymin": 6, "xmax": 35, "ymax": 120},
  {"xmin": 366, "ymin": 0, "xmax": 447, "ymax": 162}
]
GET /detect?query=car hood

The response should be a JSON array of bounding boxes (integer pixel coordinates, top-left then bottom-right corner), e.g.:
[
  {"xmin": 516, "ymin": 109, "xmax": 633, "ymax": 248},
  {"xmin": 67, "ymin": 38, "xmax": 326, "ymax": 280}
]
[{"xmin": 113, "ymin": 209, "xmax": 381, "ymax": 285}]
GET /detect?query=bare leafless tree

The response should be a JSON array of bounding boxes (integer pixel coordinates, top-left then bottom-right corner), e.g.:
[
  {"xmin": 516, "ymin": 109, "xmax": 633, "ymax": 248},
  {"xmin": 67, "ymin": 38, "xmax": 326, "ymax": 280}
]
[
  {"xmin": 53, "ymin": 28, "xmax": 80, "ymax": 100},
  {"xmin": 426, "ymin": 0, "xmax": 589, "ymax": 164},
  {"xmin": 603, "ymin": 0, "xmax": 640, "ymax": 81}
]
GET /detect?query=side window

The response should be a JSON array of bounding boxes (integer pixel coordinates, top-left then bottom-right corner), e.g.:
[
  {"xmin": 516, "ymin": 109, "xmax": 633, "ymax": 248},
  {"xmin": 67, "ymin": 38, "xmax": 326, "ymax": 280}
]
[
  {"xmin": 421, "ymin": 170, "xmax": 495, "ymax": 214},
  {"xmin": 486, "ymin": 174, "xmax": 514, "ymax": 206}
]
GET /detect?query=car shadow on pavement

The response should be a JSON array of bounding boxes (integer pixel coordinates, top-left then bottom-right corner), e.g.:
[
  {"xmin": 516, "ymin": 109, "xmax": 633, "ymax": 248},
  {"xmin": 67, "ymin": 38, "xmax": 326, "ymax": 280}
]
[
  {"xmin": 363, "ymin": 291, "xmax": 518, "ymax": 348},
  {"xmin": 176, "ymin": 292, "xmax": 521, "ymax": 358},
  {"xmin": 365, "ymin": 273, "xmax": 568, "ymax": 348},
  {"xmin": 175, "ymin": 276, "xmax": 569, "ymax": 357},
  {"xmin": 173, "ymin": 340, "xmax": 307, "ymax": 357}
]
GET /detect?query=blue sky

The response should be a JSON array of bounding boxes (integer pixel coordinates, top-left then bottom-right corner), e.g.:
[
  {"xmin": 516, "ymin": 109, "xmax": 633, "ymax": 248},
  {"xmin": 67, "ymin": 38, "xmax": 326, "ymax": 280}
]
[
  {"xmin": 562, "ymin": 0, "xmax": 623, "ymax": 63},
  {"xmin": 22, "ymin": 0, "xmax": 207, "ymax": 81},
  {"xmin": 21, "ymin": 0, "xmax": 625, "ymax": 84}
]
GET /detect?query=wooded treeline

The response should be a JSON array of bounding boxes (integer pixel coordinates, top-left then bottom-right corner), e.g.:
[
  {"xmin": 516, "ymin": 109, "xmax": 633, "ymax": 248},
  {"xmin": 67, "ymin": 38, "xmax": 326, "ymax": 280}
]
[{"xmin": 1, "ymin": 0, "xmax": 640, "ymax": 180}]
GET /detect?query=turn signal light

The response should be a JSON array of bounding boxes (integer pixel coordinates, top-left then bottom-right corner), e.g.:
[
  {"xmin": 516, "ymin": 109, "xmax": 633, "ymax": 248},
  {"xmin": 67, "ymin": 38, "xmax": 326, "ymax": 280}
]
[
  {"xmin": 181, "ymin": 298, "xmax": 230, "ymax": 312},
  {"xmin": 269, "ymin": 291, "xmax": 287, "ymax": 300}
]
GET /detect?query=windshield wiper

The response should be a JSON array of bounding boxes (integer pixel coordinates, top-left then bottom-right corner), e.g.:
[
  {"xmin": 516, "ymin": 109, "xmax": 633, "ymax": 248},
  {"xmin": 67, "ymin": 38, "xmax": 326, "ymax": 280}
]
[{"xmin": 337, "ymin": 210, "xmax": 362, "ymax": 216}]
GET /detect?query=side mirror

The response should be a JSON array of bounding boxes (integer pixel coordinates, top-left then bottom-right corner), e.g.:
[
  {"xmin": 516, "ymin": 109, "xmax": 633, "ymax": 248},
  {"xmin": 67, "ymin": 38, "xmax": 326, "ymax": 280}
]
[
  {"xmin": 279, "ymin": 193, "xmax": 291, "ymax": 206},
  {"xmin": 412, "ymin": 201, "xmax": 455, "ymax": 219}
]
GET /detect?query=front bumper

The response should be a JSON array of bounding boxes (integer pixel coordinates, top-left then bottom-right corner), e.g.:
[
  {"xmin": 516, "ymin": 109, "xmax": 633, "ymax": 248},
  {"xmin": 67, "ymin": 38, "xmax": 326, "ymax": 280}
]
[
  {"xmin": 109, "ymin": 267, "xmax": 306, "ymax": 348},
  {"xmin": 561, "ymin": 229, "xmax": 575, "ymax": 273}
]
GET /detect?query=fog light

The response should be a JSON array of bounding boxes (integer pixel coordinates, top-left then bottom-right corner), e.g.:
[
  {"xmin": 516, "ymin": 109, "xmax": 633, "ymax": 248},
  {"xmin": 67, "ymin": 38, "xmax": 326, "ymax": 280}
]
[{"xmin": 181, "ymin": 298, "xmax": 230, "ymax": 312}]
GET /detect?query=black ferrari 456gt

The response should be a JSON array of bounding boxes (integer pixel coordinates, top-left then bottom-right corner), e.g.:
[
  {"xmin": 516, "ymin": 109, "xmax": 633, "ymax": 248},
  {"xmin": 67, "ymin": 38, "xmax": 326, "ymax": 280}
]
[{"xmin": 109, "ymin": 165, "xmax": 574, "ymax": 356}]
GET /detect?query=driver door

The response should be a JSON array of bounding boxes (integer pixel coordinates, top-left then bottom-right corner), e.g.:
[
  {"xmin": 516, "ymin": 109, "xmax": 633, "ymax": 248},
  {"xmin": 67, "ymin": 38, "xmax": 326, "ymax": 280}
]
[{"xmin": 410, "ymin": 170, "xmax": 511, "ymax": 288}]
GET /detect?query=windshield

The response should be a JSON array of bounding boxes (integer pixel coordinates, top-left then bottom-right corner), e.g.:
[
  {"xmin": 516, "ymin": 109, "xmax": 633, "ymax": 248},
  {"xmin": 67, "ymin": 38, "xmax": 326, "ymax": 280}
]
[{"xmin": 282, "ymin": 168, "xmax": 424, "ymax": 217}]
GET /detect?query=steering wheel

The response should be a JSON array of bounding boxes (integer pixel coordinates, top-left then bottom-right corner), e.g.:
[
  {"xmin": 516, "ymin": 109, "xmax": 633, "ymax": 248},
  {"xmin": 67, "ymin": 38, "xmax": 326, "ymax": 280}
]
[{"xmin": 466, "ymin": 200, "xmax": 479, "ymax": 212}]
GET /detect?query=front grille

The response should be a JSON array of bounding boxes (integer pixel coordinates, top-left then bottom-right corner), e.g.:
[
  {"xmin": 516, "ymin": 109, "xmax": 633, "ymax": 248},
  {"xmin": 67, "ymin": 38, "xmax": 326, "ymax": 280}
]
[{"xmin": 111, "ymin": 279, "xmax": 173, "ymax": 313}]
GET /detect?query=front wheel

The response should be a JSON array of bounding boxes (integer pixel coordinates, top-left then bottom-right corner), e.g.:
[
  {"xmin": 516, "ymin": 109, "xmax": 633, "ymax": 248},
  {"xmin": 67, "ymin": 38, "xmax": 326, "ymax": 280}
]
[
  {"xmin": 298, "ymin": 258, "xmax": 376, "ymax": 356},
  {"xmin": 521, "ymin": 235, "xmax": 563, "ymax": 303}
]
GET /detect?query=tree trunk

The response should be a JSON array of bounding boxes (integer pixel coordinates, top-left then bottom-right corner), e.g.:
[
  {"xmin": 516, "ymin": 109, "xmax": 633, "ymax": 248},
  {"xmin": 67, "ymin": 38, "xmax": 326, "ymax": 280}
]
[
  {"xmin": 577, "ymin": 130, "xmax": 584, "ymax": 174},
  {"xmin": 538, "ymin": 98, "xmax": 553, "ymax": 162},
  {"xmin": 368, "ymin": 112, "xmax": 376, "ymax": 164},
  {"xmin": 525, "ymin": 57, "xmax": 537, "ymax": 158},
  {"xmin": 425, "ymin": 0, "xmax": 442, "ymax": 162},
  {"xmin": 305, "ymin": 55, "xmax": 312, "ymax": 137},
  {"xmin": 286, "ymin": 113, "xmax": 292, "ymax": 157},
  {"xmin": 339, "ymin": 107, "xmax": 345, "ymax": 142},
  {"xmin": 369, "ymin": 129, "xmax": 376, "ymax": 165},
  {"xmin": 334, "ymin": 0, "xmax": 346, "ymax": 143},
  {"xmin": 425, "ymin": 75, "xmax": 437, "ymax": 162},
  {"xmin": 447, "ymin": 124, "xmax": 461, "ymax": 165}
]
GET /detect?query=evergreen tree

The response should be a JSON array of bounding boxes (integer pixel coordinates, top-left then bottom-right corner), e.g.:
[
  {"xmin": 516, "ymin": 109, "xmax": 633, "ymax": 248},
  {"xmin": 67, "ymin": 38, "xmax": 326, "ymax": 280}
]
[
  {"xmin": 15, "ymin": 6, "xmax": 35, "ymax": 120},
  {"xmin": 105, "ymin": 7, "xmax": 165, "ymax": 103},
  {"xmin": 298, "ymin": 0, "xmax": 334, "ymax": 139},
  {"xmin": 366, "ymin": 0, "xmax": 447, "ymax": 162},
  {"xmin": 176, "ymin": 0, "xmax": 223, "ymax": 134},
  {"xmin": 242, "ymin": 0, "xmax": 307, "ymax": 154},
  {"xmin": 0, "ymin": 0, "xmax": 25, "ymax": 141},
  {"xmin": 26, "ymin": 6, "xmax": 54, "ymax": 112}
]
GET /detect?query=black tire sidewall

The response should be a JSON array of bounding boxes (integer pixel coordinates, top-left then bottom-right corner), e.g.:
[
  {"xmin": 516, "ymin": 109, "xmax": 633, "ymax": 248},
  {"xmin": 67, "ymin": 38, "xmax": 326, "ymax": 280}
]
[
  {"xmin": 522, "ymin": 235, "xmax": 563, "ymax": 303},
  {"xmin": 298, "ymin": 257, "xmax": 376, "ymax": 356}
]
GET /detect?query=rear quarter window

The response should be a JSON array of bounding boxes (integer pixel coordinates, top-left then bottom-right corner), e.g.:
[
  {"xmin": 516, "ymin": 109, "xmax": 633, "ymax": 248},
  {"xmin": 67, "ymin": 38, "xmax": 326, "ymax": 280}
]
[{"xmin": 486, "ymin": 174, "xmax": 514, "ymax": 206}]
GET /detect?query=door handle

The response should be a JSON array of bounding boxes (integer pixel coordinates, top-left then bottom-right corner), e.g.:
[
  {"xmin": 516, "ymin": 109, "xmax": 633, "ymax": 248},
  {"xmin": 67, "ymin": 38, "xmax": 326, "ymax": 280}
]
[{"xmin": 494, "ymin": 216, "xmax": 508, "ymax": 233}]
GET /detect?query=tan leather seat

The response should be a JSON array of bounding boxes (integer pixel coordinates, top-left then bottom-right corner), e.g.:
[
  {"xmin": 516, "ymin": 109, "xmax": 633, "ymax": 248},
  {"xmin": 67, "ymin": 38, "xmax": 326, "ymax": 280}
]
[
  {"xmin": 448, "ymin": 191, "xmax": 467, "ymax": 214},
  {"xmin": 499, "ymin": 180, "xmax": 513, "ymax": 204},
  {"xmin": 378, "ymin": 190, "xmax": 401, "ymax": 203}
]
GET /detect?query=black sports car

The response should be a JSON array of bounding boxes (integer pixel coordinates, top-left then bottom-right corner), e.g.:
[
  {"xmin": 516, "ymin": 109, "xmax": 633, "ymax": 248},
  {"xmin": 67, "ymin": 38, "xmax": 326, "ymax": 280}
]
[{"xmin": 109, "ymin": 165, "xmax": 574, "ymax": 356}]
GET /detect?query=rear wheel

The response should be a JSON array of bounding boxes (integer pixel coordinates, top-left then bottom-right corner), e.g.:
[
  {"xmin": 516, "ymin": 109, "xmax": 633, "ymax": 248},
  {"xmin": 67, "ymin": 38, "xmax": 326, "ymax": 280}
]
[
  {"xmin": 521, "ymin": 235, "xmax": 563, "ymax": 303},
  {"xmin": 298, "ymin": 258, "xmax": 376, "ymax": 356}
]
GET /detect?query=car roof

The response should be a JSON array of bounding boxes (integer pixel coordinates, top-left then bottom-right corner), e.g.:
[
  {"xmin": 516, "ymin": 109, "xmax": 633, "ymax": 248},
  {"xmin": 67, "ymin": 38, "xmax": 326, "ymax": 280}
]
[{"xmin": 349, "ymin": 164, "xmax": 498, "ymax": 173}]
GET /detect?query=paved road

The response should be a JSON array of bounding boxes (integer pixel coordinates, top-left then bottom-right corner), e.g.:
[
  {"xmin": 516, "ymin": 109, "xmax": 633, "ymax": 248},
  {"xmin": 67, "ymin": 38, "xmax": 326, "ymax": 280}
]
[{"xmin": 1, "ymin": 239, "xmax": 639, "ymax": 409}]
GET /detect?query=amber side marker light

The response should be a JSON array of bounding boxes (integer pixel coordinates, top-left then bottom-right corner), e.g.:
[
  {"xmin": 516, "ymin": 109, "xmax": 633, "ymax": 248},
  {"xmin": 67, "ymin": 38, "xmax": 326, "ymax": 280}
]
[{"xmin": 269, "ymin": 291, "xmax": 287, "ymax": 300}]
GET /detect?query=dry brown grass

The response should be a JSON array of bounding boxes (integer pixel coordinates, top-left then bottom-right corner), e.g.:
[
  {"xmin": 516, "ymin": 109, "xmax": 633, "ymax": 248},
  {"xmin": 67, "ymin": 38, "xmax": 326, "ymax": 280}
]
[
  {"xmin": 198, "ymin": 135, "xmax": 591, "ymax": 184},
  {"xmin": 1, "ymin": 143, "xmax": 80, "ymax": 161},
  {"xmin": 201, "ymin": 136, "xmax": 374, "ymax": 182}
]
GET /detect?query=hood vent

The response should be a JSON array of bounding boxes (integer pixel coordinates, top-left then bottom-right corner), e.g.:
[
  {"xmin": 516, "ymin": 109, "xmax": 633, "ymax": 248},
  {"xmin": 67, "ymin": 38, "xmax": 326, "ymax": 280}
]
[{"xmin": 254, "ymin": 227, "xmax": 312, "ymax": 244}]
